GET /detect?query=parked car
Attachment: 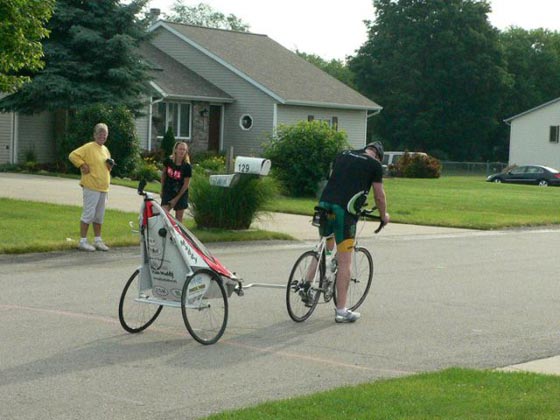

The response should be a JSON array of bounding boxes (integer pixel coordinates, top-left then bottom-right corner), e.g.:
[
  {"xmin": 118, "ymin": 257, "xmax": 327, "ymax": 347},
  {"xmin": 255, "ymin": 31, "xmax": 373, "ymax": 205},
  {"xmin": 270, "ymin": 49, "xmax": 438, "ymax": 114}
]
[
  {"xmin": 486, "ymin": 165, "xmax": 560, "ymax": 186},
  {"xmin": 382, "ymin": 151, "xmax": 428, "ymax": 174}
]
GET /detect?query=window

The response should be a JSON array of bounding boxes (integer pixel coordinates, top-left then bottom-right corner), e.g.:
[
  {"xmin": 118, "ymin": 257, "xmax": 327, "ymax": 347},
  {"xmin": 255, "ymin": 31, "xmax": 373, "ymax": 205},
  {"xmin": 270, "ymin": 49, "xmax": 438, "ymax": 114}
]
[
  {"xmin": 240, "ymin": 114, "xmax": 253, "ymax": 130},
  {"xmin": 307, "ymin": 115, "xmax": 338, "ymax": 129},
  {"xmin": 154, "ymin": 102, "xmax": 191, "ymax": 138},
  {"xmin": 549, "ymin": 125, "xmax": 559, "ymax": 143}
]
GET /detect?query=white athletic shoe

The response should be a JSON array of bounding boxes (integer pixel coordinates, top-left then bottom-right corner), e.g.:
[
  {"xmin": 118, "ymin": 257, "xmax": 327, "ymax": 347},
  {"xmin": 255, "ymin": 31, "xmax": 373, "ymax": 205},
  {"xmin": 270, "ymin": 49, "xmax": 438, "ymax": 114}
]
[
  {"xmin": 335, "ymin": 309, "xmax": 361, "ymax": 323},
  {"xmin": 78, "ymin": 241, "xmax": 95, "ymax": 252},
  {"xmin": 94, "ymin": 240, "xmax": 109, "ymax": 251}
]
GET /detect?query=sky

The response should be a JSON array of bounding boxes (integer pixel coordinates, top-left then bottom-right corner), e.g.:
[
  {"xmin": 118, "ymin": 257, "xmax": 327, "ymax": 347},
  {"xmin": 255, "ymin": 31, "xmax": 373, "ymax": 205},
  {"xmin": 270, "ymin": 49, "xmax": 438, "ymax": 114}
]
[{"xmin": 147, "ymin": 0, "xmax": 560, "ymax": 61}]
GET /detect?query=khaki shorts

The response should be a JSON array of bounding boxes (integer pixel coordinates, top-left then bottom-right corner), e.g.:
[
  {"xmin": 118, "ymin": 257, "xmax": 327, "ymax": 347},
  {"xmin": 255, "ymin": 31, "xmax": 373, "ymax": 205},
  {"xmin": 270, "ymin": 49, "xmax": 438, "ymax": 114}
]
[{"xmin": 81, "ymin": 187, "xmax": 107, "ymax": 224}]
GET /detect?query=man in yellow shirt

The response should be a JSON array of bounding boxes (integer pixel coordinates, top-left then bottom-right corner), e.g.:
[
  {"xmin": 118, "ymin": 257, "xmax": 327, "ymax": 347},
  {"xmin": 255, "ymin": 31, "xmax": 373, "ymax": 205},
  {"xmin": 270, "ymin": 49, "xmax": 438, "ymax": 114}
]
[{"xmin": 69, "ymin": 123, "xmax": 114, "ymax": 251}]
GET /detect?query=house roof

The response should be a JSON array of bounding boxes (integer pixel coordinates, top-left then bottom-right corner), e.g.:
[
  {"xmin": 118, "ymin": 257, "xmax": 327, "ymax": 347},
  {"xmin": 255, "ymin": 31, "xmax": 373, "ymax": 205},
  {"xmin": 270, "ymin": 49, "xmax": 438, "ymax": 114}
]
[
  {"xmin": 139, "ymin": 42, "xmax": 233, "ymax": 102},
  {"xmin": 504, "ymin": 97, "xmax": 560, "ymax": 123},
  {"xmin": 150, "ymin": 21, "xmax": 381, "ymax": 111}
]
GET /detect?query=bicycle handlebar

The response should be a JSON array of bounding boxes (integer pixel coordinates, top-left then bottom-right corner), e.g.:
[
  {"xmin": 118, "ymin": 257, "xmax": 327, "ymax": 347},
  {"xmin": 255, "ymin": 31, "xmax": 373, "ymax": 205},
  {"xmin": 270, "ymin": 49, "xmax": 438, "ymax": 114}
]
[
  {"xmin": 137, "ymin": 180, "xmax": 147, "ymax": 196},
  {"xmin": 358, "ymin": 206, "xmax": 386, "ymax": 233}
]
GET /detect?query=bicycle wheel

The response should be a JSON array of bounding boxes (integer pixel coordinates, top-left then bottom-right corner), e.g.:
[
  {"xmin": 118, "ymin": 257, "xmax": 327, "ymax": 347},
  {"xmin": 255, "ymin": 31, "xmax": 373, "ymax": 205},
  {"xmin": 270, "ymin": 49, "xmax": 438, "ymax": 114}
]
[
  {"xmin": 286, "ymin": 251, "xmax": 323, "ymax": 322},
  {"xmin": 119, "ymin": 269, "xmax": 163, "ymax": 333},
  {"xmin": 334, "ymin": 247, "xmax": 373, "ymax": 311},
  {"xmin": 181, "ymin": 269, "xmax": 228, "ymax": 345}
]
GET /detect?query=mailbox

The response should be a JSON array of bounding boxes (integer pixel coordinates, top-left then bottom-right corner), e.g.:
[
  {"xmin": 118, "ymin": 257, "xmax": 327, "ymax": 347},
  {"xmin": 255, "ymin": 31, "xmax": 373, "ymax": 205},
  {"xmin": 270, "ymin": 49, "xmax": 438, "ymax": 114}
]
[
  {"xmin": 234, "ymin": 156, "xmax": 271, "ymax": 176},
  {"xmin": 209, "ymin": 174, "xmax": 240, "ymax": 188}
]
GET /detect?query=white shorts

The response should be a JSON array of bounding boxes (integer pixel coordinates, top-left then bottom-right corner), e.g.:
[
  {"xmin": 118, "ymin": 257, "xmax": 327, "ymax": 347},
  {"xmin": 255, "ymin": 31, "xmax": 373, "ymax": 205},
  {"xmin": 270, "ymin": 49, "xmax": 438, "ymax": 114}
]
[{"xmin": 81, "ymin": 188, "xmax": 107, "ymax": 225}]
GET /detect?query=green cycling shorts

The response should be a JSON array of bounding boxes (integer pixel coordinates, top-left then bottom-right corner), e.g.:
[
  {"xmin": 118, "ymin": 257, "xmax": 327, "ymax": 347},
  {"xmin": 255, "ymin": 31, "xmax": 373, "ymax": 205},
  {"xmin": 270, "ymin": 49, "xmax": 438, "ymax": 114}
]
[{"xmin": 317, "ymin": 201, "xmax": 358, "ymax": 252}]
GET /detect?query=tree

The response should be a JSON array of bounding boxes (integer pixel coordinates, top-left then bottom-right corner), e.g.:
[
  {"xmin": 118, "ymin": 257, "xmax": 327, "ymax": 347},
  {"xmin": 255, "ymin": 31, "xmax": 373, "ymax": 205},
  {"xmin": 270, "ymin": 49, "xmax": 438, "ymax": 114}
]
[
  {"xmin": 0, "ymin": 0, "xmax": 152, "ymax": 115},
  {"xmin": 296, "ymin": 51, "xmax": 356, "ymax": 88},
  {"xmin": 165, "ymin": 2, "xmax": 249, "ymax": 31},
  {"xmin": 350, "ymin": 0, "xmax": 508, "ymax": 161},
  {"xmin": 493, "ymin": 28, "xmax": 560, "ymax": 160},
  {"xmin": 0, "ymin": 0, "xmax": 54, "ymax": 93}
]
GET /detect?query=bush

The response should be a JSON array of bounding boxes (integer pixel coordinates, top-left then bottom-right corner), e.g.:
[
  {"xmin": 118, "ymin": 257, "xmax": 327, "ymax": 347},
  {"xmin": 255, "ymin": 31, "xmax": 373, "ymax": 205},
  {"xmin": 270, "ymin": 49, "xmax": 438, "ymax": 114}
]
[
  {"xmin": 161, "ymin": 126, "xmax": 175, "ymax": 157},
  {"xmin": 190, "ymin": 170, "xmax": 276, "ymax": 229},
  {"xmin": 60, "ymin": 104, "xmax": 141, "ymax": 178},
  {"xmin": 391, "ymin": 152, "xmax": 441, "ymax": 178},
  {"xmin": 132, "ymin": 156, "xmax": 161, "ymax": 181},
  {"xmin": 263, "ymin": 121, "xmax": 349, "ymax": 197},
  {"xmin": 193, "ymin": 153, "xmax": 226, "ymax": 173}
]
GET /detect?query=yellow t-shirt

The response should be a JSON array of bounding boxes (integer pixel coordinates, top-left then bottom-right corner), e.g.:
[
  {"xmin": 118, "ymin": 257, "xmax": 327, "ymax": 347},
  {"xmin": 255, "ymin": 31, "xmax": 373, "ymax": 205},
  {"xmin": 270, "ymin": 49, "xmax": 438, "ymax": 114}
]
[{"xmin": 69, "ymin": 141, "xmax": 111, "ymax": 192}]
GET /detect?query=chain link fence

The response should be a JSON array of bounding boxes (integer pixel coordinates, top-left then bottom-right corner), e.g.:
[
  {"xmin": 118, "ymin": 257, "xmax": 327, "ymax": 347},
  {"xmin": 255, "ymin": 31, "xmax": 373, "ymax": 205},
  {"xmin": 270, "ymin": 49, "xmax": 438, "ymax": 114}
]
[{"xmin": 440, "ymin": 161, "xmax": 508, "ymax": 176}]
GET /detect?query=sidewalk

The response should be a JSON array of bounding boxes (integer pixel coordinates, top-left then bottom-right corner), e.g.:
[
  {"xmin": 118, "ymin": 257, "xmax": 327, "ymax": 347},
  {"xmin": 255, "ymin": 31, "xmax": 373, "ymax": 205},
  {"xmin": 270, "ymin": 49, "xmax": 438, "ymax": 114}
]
[{"xmin": 1, "ymin": 172, "xmax": 559, "ymax": 377}]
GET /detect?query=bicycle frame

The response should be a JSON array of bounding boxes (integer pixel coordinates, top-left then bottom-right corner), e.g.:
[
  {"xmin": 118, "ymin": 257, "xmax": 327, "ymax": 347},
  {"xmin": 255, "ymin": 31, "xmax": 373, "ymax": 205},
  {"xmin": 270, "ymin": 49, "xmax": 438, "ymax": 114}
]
[{"xmin": 286, "ymin": 207, "xmax": 382, "ymax": 322}]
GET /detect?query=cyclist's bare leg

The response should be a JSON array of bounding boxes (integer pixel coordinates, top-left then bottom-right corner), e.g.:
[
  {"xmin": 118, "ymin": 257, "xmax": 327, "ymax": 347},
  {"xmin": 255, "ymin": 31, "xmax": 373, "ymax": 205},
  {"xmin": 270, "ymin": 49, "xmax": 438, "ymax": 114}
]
[
  {"xmin": 326, "ymin": 237, "xmax": 335, "ymax": 253},
  {"xmin": 335, "ymin": 249, "xmax": 352, "ymax": 310}
]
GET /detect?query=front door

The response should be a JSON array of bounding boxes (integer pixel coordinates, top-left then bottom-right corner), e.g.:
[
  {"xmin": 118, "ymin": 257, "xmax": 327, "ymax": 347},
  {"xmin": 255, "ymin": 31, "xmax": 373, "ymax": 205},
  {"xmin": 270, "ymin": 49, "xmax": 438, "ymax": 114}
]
[{"xmin": 208, "ymin": 105, "xmax": 221, "ymax": 152}]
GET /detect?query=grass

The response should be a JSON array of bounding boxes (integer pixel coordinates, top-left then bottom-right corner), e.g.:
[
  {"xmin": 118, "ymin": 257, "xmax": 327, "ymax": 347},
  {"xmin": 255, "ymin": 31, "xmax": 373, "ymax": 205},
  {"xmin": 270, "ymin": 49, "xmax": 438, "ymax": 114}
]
[
  {"xmin": 0, "ymin": 198, "xmax": 290, "ymax": 254},
  {"xmin": 264, "ymin": 176, "xmax": 560, "ymax": 230},
  {"xmin": 3, "ymin": 175, "xmax": 560, "ymax": 254},
  {"xmin": 205, "ymin": 368, "xmax": 560, "ymax": 419}
]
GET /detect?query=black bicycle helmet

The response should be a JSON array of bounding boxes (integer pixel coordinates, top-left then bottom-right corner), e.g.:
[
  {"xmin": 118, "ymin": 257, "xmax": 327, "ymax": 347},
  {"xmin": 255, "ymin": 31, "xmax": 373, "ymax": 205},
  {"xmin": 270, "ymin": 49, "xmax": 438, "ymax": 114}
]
[{"xmin": 365, "ymin": 141, "xmax": 384, "ymax": 161}]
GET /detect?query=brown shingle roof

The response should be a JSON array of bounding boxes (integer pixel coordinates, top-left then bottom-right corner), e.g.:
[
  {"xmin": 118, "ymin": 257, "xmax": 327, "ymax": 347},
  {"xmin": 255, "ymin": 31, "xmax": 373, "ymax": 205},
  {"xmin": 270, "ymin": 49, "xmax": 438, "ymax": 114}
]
[
  {"xmin": 139, "ymin": 42, "xmax": 233, "ymax": 102},
  {"xmin": 156, "ymin": 22, "xmax": 381, "ymax": 110}
]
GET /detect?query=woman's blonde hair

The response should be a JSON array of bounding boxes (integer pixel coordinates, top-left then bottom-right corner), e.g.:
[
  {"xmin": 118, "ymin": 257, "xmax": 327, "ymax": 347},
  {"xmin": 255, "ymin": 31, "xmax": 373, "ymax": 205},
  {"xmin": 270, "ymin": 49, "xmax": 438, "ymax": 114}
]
[{"xmin": 171, "ymin": 141, "xmax": 190, "ymax": 164}]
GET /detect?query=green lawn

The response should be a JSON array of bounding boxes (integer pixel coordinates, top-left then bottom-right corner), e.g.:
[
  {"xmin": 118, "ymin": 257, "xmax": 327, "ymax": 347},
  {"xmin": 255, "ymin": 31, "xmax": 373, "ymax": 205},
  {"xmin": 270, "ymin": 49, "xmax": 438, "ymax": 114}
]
[
  {"xmin": 0, "ymin": 198, "xmax": 290, "ymax": 254},
  {"xmin": 205, "ymin": 368, "xmax": 560, "ymax": 419},
  {"xmin": 265, "ymin": 176, "xmax": 560, "ymax": 230},
  {"xmin": 2, "ymin": 175, "xmax": 560, "ymax": 254}
]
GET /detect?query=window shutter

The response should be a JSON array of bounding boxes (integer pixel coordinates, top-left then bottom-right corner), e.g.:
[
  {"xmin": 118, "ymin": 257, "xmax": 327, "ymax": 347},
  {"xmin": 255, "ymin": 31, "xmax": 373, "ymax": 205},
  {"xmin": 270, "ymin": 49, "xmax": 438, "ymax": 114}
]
[{"xmin": 549, "ymin": 125, "xmax": 559, "ymax": 143}]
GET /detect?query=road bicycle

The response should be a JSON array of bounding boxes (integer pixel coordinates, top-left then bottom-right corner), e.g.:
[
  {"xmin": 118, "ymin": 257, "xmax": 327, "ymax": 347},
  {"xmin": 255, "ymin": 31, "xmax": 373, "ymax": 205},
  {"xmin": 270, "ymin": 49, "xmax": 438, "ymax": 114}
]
[
  {"xmin": 118, "ymin": 180, "xmax": 245, "ymax": 345},
  {"xmin": 286, "ymin": 206, "xmax": 385, "ymax": 322}
]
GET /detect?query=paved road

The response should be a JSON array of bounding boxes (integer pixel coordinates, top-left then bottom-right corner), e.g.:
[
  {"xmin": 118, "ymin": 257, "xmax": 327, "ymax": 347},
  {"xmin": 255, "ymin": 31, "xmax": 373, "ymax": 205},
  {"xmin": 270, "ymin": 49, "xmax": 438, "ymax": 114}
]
[{"xmin": 1, "ymin": 228, "xmax": 559, "ymax": 419}]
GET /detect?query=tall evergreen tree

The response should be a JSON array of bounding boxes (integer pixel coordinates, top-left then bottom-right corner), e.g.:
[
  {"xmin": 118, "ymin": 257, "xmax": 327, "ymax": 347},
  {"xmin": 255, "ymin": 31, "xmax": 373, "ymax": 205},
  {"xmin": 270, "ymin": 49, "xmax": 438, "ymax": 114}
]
[
  {"xmin": 350, "ymin": 0, "xmax": 508, "ymax": 160},
  {"xmin": 0, "ymin": 0, "xmax": 152, "ymax": 115}
]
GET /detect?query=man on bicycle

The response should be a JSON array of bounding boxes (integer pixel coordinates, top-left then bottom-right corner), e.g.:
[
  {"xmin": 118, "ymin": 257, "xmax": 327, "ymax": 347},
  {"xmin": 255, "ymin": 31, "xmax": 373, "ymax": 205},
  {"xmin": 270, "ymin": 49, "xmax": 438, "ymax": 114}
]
[{"xmin": 317, "ymin": 141, "xmax": 390, "ymax": 323}]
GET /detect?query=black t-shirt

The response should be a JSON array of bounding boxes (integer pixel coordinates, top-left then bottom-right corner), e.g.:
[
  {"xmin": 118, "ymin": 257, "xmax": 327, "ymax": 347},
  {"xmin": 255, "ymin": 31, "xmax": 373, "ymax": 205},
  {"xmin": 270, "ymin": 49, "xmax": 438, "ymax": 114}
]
[
  {"xmin": 162, "ymin": 157, "xmax": 192, "ymax": 195},
  {"xmin": 319, "ymin": 149, "xmax": 383, "ymax": 208}
]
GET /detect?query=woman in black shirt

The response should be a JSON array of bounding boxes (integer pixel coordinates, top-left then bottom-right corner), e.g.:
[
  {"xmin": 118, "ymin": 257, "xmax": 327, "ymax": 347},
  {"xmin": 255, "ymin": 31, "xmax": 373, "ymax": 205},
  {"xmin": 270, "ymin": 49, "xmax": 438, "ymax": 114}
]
[{"xmin": 160, "ymin": 141, "xmax": 192, "ymax": 222}]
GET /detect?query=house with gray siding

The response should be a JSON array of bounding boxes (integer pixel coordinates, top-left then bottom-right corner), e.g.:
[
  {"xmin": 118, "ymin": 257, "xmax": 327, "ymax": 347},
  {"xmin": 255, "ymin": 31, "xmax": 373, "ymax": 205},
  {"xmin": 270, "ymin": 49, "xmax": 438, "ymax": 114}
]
[
  {"xmin": 505, "ymin": 97, "xmax": 560, "ymax": 169},
  {"xmin": 0, "ymin": 21, "xmax": 381, "ymax": 164}
]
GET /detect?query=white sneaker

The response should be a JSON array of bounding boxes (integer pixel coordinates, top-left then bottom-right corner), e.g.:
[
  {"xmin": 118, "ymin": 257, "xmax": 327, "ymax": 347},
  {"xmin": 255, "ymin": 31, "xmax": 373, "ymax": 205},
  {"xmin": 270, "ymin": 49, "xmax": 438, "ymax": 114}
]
[
  {"xmin": 78, "ymin": 241, "xmax": 95, "ymax": 252},
  {"xmin": 94, "ymin": 240, "xmax": 109, "ymax": 251},
  {"xmin": 335, "ymin": 309, "xmax": 361, "ymax": 323}
]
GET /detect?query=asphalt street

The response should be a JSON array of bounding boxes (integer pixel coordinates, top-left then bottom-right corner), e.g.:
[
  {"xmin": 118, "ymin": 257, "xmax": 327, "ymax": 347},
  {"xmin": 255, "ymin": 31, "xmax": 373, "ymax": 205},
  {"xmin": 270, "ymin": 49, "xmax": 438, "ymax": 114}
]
[{"xmin": 1, "ymin": 227, "xmax": 560, "ymax": 419}]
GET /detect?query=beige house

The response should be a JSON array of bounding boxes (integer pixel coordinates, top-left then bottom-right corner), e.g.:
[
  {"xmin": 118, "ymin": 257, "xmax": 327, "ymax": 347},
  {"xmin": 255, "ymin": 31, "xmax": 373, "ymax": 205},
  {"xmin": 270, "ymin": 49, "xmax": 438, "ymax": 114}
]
[
  {"xmin": 0, "ymin": 21, "xmax": 381, "ymax": 164},
  {"xmin": 505, "ymin": 97, "xmax": 560, "ymax": 168}
]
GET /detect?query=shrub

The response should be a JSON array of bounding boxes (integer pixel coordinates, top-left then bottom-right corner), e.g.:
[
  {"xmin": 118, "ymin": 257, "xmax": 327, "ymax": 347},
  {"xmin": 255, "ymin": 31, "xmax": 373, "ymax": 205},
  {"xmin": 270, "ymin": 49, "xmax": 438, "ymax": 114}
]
[
  {"xmin": 194, "ymin": 154, "xmax": 226, "ymax": 173},
  {"xmin": 23, "ymin": 149, "xmax": 38, "ymax": 172},
  {"xmin": 190, "ymin": 170, "xmax": 276, "ymax": 229},
  {"xmin": 161, "ymin": 126, "xmax": 175, "ymax": 157},
  {"xmin": 263, "ymin": 121, "xmax": 349, "ymax": 197},
  {"xmin": 132, "ymin": 156, "xmax": 161, "ymax": 181},
  {"xmin": 391, "ymin": 152, "xmax": 441, "ymax": 178},
  {"xmin": 60, "ymin": 104, "xmax": 141, "ymax": 178}
]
